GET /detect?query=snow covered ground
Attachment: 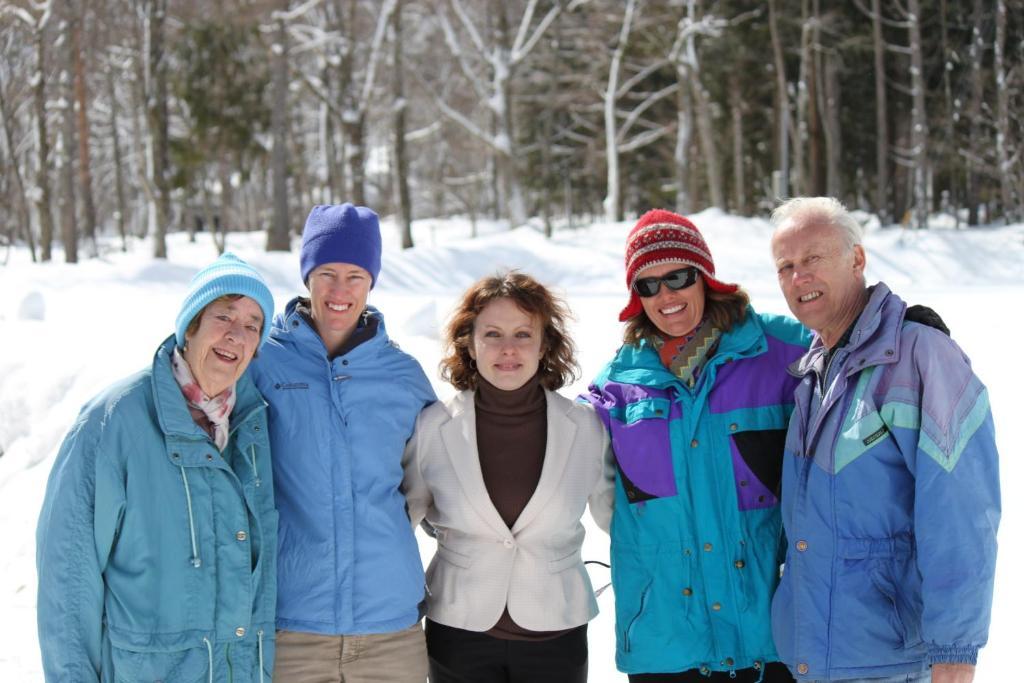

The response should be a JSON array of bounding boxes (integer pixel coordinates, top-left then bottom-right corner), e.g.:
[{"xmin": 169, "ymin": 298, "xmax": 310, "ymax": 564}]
[{"xmin": 1, "ymin": 211, "xmax": 1021, "ymax": 681}]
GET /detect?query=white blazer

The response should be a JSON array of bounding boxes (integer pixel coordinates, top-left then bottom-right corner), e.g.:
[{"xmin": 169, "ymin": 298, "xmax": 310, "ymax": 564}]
[{"xmin": 401, "ymin": 388, "xmax": 615, "ymax": 633}]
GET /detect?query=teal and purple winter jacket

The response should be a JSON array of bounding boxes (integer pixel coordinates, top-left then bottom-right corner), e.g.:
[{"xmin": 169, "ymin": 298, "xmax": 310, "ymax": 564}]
[
  {"xmin": 585, "ymin": 308, "xmax": 810, "ymax": 675},
  {"xmin": 771, "ymin": 283, "xmax": 1000, "ymax": 680}
]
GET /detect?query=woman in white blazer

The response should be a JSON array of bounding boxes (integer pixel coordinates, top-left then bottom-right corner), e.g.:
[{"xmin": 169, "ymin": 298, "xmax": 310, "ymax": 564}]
[{"xmin": 402, "ymin": 271, "xmax": 615, "ymax": 683}]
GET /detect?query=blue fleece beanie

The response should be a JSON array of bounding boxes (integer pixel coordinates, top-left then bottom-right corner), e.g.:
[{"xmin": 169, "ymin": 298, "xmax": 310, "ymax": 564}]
[
  {"xmin": 299, "ymin": 204, "xmax": 382, "ymax": 288},
  {"xmin": 175, "ymin": 253, "xmax": 276, "ymax": 349}
]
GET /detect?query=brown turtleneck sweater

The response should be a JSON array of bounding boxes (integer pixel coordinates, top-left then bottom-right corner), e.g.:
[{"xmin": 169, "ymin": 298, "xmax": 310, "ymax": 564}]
[{"xmin": 474, "ymin": 374, "xmax": 568, "ymax": 641}]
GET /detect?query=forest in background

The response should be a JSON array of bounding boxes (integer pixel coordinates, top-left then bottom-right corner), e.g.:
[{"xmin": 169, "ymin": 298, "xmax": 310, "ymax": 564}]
[{"xmin": 1, "ymin": 0, "xmax": 1022, "ymax": 262}]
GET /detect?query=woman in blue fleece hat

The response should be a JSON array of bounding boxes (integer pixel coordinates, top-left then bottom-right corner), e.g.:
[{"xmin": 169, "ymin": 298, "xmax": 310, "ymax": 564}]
[
  {"xmin": 37, "ymin": 253, "xmax": 278, "ymax": 682},
  {"xmin": 249, "ymin": 204, "xmax": 437, "ymax": 683}
]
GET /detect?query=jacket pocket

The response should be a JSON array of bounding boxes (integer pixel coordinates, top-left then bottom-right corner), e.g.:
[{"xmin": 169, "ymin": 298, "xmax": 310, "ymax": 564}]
[
  {"xmin": 111, "ymin": 645, "xmax": 209, "ymax": 683},
  {"xmin": 436, "ymin": 543, "xmax": 474, "ymax": 569},
  {"xmin": 609, "ymin": 397, "xmax": 677, "ymax": 504},
  {"xmin": 729, "ymin": 428, "xmax": 786, "ymax": 511},
  {"xmin": 622, "ymin": 579, "xmax": 652, "ymax": 653},
  {"xmin": 548, "ymin": 549, "xmax": 582, "ymax": 574}
]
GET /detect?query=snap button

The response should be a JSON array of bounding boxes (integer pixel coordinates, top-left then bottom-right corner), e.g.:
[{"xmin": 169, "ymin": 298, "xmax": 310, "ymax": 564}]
[
  {"xmin": 236, "ymin": 531, "xmax": 247, "ymax": 542},
  {"xmin": 682, "ymin": 587, "xmax": 692, "ymax": 596},
  {"xmin": 206, "ymin": 454, "xmax": 214, "ymax": 461},
  {"xmin": 700, "ymin": 666, "xmax": 710, "ymax": 675},
  {"xmin": 729, "ymin": 423, "xmax": 738, "ymax": 431},
  {"xmin": 711, "ymin": 602, "xmax": 721, "ymax": 611},
  {"xmin": 172, "ymin": 453, "xmax": 180, "ymax": 459},
  {"xmin": 342, "ymin": 359, "xmax": 349, "ymax": 366},
  {"xmin": 723, "ymin": 657, "xmax": 734, "ymax": 666},
  {"xmin": 291, "ymin": 320, "xmax": 299, "ymax": 327},
  {"xmin": 703, "ymin": 542, "xmax": 713, "ymax": 552},
  {"xmin": 503, "ymin": 539, "xmax": 514, "ymax": 549},
  {"xmin": 885, "ymin": 349, "xmax": 894, "ymax": 356},
  {"xmin": 797, "ymin": 663, "xmax": 809, "ymax": 674},
  {"xmin": 739, "ymin": 479, "xmax": 748, "ymax": 487},
  {"xmin": 734, "ymin": 560, "xmax": 745, "ymax": 569},
  {"xmin": 236, "ymin": 627, "xmax": 246, "ymax": 637},
  {"xmin": 690, "ymin": 439, "xmax": 699, "ymax": 448},
  {"xmin": 796, "ymin": 540, "xmax": 808, "ymax": 552},
  {"xmin": 253, "ymin": 425, "xmax": 260, "ymax": 432}
]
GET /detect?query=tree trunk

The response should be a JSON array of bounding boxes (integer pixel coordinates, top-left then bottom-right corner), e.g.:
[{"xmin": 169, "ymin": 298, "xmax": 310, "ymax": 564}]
[
  {"xmin": 966, "ymin": 0, "xmax": 986, "ymax": 225},
  {"xmin": 871, "ymin": 0, "xmax": 890, "ymax": 222},
  {"xmin": 939, "ymin": 0, "xmax": 959, "ymax": 227},
  {"xmin": 674, "ymin": 64, "xmax": 693, "ymax": 214},
  {"xmin": 794, "ymin": 0, "xmax": 812, "ymax": 195},
  {"xmin": 730, "ymin": 72, "xmax": 745, "ymax": 215},
  {"xmin": 33, "ymin": 31, "xmax": 55, "ymax": 262},
  {"xmin": 768, "ymin": 0, "xmax": 790, "ymax": 199},
  {"xmin": 907, "ymin": 0, "xmax": 929, "ymax": 229},
  {"xmin": 994, "ymin": 0, "xmax": 1017, "ymax": 222},
  {"xmin": 145, "ymin": 0, "xmax": 170, "ymax": 258},
  {"xmin": 105, "ymin": 64, "xmax": 128, "ymax": 251},
  {"xmin": 807, "ymin": 0, "xmax": 822, "ymax": 195},
  {"xmin": 392, "ymin": 0, "xmax": 414, "ymax": 248},
  {"xmin": 267, "ymin": 5, "xmax": 291, "ymax": 251},
  {"xmin": 817, "ymin": 44, "xmax": 841, "ymax": 198},
  {"xmin": 71, "ymin": 5, "xmax": 98, "ymax": 256},
  {"xmin": 604, "ymin": 0, "xmax": 637, "ymax": 223},
  {"xmin": 59, "ymin": 22, "xmax": 79, "ymax": 264},
  {"xmin": 0, "ymin": 72, "xmax": 37, "ymax": 261}
]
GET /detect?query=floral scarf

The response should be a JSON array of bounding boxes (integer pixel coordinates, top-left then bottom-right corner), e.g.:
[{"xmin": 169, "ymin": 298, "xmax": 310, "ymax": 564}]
[{"xmin": 170, "ymin": 346, "xmax": 235, "ymax": 451}]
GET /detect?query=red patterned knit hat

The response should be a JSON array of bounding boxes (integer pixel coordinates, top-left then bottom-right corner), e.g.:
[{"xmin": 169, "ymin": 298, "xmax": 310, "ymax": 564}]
[{"xmin": 619, "ymin": 209, "xmax": 738, "ymax": 321}]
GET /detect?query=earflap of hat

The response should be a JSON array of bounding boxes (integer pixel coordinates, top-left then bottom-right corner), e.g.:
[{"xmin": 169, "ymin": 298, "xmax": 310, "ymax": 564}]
[{"xmin": 618, "ymin": 291, "xmax": 645, "ymax": 322}]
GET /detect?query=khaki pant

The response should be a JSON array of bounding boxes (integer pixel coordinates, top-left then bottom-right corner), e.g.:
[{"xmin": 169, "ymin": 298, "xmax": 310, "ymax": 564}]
[{"xmin": 273, "ymin": 623, "xmax": 428, "ymax": 683}]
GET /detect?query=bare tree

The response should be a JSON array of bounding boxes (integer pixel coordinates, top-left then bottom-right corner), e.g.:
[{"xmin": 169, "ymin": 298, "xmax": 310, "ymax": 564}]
[
  {"xmin": 71, "ymin": 0, "xmax": 98, "ymax": 256},
  {"xmin": 392, "ymin": 0, "xmax": 414, "ymax": 248},
  {"xmin": 767, "ymin": 0, "xmax": 790, "ymax": 199},
  {"xmin": 907, "ymin": 0, "xmax": 929, "ymax": 228},
  {"xmin": 994, "ymin": 0, "xmax": 1018, "ymax": 221},
  {"xmin": 57, "ymin": 14, "xmax": 79, "ymax": 263},
  {"xmin": 143, "ymin": 0, "xmax": 170, "ymax": 258},
  {"xmin": 267, "ymin": 0, "xmax": 291, "ymax": 251},
  {"xmin": 603, "ymin": 0, "xmax": 638, "ymax": 223}
]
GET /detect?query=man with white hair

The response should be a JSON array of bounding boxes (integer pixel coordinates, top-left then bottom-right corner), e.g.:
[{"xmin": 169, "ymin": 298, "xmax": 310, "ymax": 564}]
[{"xmin": 768, "ymin": 197, "xmax": 1000, "ymax": 683}]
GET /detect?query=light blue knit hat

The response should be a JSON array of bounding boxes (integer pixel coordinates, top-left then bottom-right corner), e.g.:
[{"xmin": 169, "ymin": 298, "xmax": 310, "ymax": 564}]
[{"xmin": 175, "ymin": 253, "xmax": 275, "ymax": 349}]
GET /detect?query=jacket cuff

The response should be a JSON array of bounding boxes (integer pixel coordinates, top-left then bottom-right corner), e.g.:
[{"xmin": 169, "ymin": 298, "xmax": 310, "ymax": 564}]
[{"xmin": 927, "ymin": 645, "xmax": 978, "ymax": 665}]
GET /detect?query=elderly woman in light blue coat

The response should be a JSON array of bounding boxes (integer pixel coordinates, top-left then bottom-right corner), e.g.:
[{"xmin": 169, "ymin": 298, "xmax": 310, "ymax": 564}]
[{"xmin": 36, "ymin": 253, "xmax": 277, "ymax": 683}]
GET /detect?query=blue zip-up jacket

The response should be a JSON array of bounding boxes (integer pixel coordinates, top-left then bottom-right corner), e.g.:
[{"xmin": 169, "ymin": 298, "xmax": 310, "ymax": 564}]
[
  {"xmin": 771, "ymin": 283, "xmax": 1000, "ymax": 680},
  {"xmin": 36, "ymin": 335, "xmax": 277, "ymax": 683},
  {"xmin": 584, "ymin": 308, "xmax": 810, "ymax": 675},
  {"xmin": 249, "ymin": 300, "xmax": 436, "ymax": 635}
]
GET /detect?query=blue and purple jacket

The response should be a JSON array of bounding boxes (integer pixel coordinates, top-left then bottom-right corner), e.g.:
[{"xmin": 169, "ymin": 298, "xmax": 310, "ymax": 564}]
[
  {"xmin": 771, "ymin": 283, "xmax": 1000, "ymax": 680},
  {"xmin": 585, "ymin": 308, "xmax": 810, "ymax": 675}
]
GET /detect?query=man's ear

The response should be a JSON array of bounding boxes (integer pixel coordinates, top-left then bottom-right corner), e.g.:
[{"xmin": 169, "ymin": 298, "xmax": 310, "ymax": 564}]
[{"xmin": 852, "ymin": 244, "xmax": 867, "ymax": 274}]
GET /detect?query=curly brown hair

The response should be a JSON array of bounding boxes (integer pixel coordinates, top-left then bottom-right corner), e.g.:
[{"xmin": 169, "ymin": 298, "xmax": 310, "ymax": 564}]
[
  {"xmin": 623, "ymin": 280, "xmax": 751, "ymax": 346},
  {"xmin": 441, "ymin": 272, "xmax": 579, "ymax": 391}
]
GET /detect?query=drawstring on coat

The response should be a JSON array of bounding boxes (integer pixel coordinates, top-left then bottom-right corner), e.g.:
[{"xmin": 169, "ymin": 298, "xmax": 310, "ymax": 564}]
[
  {"xmin": 258, "ymin": 629, "xmax": 265, "ymax": 683},
  {"xmin": 249, "ymin": 444, "xmax": 261, "ymax": 487},
  {"xmin": 179, "ymin": 466, "xmax": 202, "ymax": 568},
  {"xmin": 202, "ymin": 637, "xmax": 213, "ymax": 683}
]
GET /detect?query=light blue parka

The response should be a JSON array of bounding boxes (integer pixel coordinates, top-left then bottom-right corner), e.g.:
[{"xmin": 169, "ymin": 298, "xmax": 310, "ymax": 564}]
[
  {"xmin": 249, "ymin": 300, "xmax": 436, "ymax": 635},
  {"xmin": 36, "ymin": 335, "xmax": 277, "ymax": 683},
  {"xmin": 771, "ymin": 284, "xmax": 1000, "ymax": 681}
]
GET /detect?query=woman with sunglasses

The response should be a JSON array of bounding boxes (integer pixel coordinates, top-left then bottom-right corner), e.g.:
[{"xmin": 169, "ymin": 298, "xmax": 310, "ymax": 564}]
[{"xmin": 583, "ymin": 210, "xmax": 810, "ymax": 683}]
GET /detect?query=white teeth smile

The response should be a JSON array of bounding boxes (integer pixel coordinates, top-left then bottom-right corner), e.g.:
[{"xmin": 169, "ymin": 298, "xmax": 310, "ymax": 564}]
[
  {"xmin": 213, "ymin": 348, "xmax": 238, "ymax": 361},
  {"xmin": 327, "ymin": 302, "xmax": 351, "ymax": 312},
  {"xmin": 799, "ymin": 292, "xmax": 823, "ymax": 303},
  {"xmin": 661, "ymin": 304, "xmax": 685, "ymax": 315}
]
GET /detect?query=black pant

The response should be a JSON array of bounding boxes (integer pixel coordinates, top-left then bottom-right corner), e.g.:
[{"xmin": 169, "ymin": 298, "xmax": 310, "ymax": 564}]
[
  {"xmin": 629, "ymin": 662, "xmax": 795, "ymax": 682},
  {"xmin": 425, "ymin": 619, "xmax": 588, "ymax": 683}
]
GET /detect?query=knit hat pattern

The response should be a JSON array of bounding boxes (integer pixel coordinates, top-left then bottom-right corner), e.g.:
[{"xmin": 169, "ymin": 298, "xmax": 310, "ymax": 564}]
[
  {"xmin": 300, "ymin": 203, "xmax": 382, "ymax": 287},
  {"xmin": 175, "ymin": 252, "xmax": 276, "ymax": 349},
  {"xmin": 619, "ymin": 209, "xmax": 738, "ymax": 322}
]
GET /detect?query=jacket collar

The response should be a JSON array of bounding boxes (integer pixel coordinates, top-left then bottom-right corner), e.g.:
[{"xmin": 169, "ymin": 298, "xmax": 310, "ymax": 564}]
[
  {"xmin": 790, "ymin": 282, "xmax": 906, "ymax": 378},
  {"xmin": 605, "ymin": 305, "xmax": 767, "ymax": 388},
  {"xmin": 440, "ymin": 389, "xmax": 578, "ymax": 537},
  {"xmin": 269, "ymin": 296, "xmax": 390, "ymax": 360},
  {"xmin": 151, "ymin": 334, "xmax": 266, "ymax": 441}
]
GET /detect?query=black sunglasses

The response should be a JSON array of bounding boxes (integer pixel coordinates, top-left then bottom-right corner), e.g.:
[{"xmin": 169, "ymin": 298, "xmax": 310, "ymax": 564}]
[{"xmin": 633, "ymin": 267, "xmax": 700, "ymax": 298}]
